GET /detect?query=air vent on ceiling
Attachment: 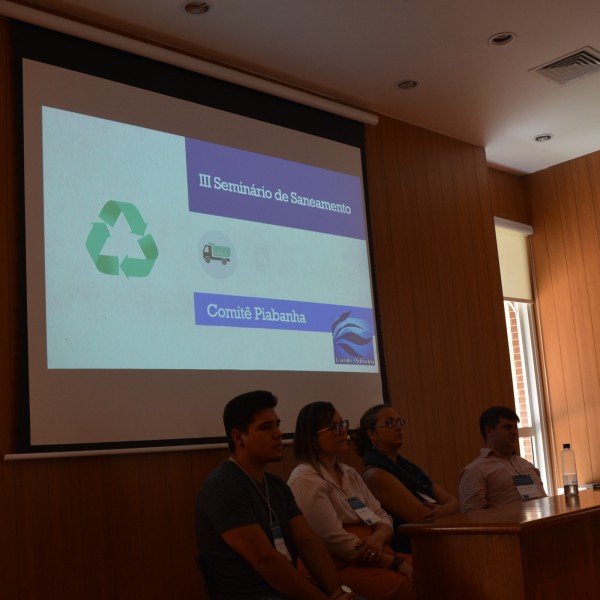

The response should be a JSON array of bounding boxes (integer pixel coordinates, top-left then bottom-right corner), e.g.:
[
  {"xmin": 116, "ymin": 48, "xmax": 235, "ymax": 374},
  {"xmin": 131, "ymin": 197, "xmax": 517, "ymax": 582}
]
[{"xmin": 533, "ymin": 47, "xmax": 600, "ymax": 84}]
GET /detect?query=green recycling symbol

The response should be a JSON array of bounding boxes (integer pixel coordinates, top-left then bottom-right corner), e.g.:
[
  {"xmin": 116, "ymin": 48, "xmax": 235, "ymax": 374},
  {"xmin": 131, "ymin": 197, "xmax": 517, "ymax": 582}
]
[{"xmin": 85, "ymin": 200, "xmax": 158, "ymax": 278}]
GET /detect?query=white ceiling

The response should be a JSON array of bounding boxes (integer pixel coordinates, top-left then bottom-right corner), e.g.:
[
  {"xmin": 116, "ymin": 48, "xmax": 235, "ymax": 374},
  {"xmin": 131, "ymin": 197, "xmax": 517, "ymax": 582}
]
[{"xmin": 6, "ymin": 0, "xmax": 600, "ymax": 174}]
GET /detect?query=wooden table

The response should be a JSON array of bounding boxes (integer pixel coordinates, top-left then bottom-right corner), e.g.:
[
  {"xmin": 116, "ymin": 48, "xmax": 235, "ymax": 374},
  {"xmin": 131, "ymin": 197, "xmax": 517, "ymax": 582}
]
[{"xmin": 400, "ymin": 489, "xmax": 600, "ymax": 600}]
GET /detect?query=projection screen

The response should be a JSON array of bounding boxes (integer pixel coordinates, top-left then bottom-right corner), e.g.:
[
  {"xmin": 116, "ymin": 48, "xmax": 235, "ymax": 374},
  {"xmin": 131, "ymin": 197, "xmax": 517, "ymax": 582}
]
[{"xmin": 18, "ymin": 28, "xmax": 386, "ymax": 452}]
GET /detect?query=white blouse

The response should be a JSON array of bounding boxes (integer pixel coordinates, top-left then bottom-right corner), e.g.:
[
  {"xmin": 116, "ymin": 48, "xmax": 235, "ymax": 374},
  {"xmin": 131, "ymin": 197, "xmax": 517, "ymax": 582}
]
[{"xmin": 288, "ymin": 462, "xmax": 393, "ymax": 561}]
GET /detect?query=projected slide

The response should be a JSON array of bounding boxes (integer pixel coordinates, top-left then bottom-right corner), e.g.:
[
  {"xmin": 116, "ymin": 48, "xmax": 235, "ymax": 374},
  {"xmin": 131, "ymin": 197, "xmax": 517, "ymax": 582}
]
[
  {"xmin": 43, "ymin": 108, "xmax": 377, "ymax": 373},
  {"xmin": 22, "ymin": 55, "xmax": 383, "ymax": 447}
]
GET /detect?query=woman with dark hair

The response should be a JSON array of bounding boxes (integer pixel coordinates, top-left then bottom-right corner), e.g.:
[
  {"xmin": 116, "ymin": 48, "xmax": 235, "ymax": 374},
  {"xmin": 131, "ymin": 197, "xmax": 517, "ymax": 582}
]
[
  {"xmin": 288, "ymin": 401, "xmax": 414, "ymax": 600},
  {"xmin": 354, "ymin": 404, "xmax": 458, "ymax": 553}
]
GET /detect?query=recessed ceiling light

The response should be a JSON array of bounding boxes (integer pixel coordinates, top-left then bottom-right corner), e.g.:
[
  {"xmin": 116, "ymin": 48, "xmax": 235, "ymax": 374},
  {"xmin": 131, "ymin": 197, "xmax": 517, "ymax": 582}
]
[
  {"xmin": 488, "ymin": 32, "xmax": 516, "ymax": 46},
  {"xmin": 397, "ymin": 80, "xmax": 418, "ymax": 90},
  {"xmin": 185, "ymin": 1, "xmax": 210, "ymax": 15},
  {"xmin": 534, "ymin": 134, "xmax": 553, "ymax": 142}
]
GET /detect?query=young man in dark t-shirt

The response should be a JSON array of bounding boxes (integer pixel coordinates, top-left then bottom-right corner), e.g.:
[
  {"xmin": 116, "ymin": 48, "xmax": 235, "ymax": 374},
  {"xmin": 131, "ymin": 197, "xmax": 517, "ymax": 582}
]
[{"xmin": 195, "ymin": 390, "xmax": 355, "ymax": 600}]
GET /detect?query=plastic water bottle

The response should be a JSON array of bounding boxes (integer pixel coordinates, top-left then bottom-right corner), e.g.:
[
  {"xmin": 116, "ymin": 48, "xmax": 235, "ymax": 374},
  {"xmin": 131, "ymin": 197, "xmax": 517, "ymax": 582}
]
[{"xmin": 561, "ymin": 443, "xmax": 578, "ymax": 496}]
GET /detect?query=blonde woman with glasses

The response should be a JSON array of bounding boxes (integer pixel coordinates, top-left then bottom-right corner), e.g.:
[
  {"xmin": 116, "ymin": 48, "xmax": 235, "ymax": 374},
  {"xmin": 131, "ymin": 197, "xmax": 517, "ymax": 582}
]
[
  {"xmin": 353, "ymin": 404, "xmax": 458, "ymax": 554},
  {"xmin": 288, "ymin": 401, "xmax": 414, "ymax": 600}
]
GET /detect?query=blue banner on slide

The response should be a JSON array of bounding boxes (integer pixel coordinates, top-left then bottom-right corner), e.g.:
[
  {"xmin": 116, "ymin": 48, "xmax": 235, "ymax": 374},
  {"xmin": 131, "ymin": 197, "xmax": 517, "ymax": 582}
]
[
  {"xmin": 185, "ymin": 138, "xmax": 365, "ymax": 240},
  {"xmin": 194, "ymin": 292, "xmax": 376, "ymax": 365}
]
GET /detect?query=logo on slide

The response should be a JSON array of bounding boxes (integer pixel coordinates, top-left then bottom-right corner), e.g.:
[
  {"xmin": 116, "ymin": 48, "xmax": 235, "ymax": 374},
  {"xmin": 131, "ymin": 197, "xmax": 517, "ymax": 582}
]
[
  {"xmin": 85, "ymin": 200, "xmax": 158, "ymax": 278},
  {"xmin": 203, "ymin": 242, "xmax": 231, "ymax": 264},
  {"xmin": 332, "ymin": 311, "xmax": 375, "ymax": 365},
  {"xmin": 199, "ymin": 231, "xmax": 235, "ymax": 279}
]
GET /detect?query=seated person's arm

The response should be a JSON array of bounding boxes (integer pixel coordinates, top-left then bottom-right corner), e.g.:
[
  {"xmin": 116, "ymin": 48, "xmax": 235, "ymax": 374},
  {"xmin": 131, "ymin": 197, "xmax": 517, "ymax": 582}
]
[
  {"xmin": 352, "ymin": 519, "xmax": 393, "ymax": 566},
  {"xmin": 362, "ymin": 467, "xmax": 433, "ymax": 522},
  {"xmin": 290, "ymin": 476, "xmax": 368, "ymax": 563},
  {"xmin": 222, "ymin": 523, "xmax": 333, "ymax": 600},
  {"xmin": 288, "ymin": 515, "xmax": 347, "ymax": 596},
  {"xmin": 458, "ymin": 468, "xmax": 487, "ymax": 513},
  {"xmin": 420, "ymin": 483, "xmax": 459, "ymax": 520},
  {"xmin": 353, "ymin": 520, "xmax": 412, "ymax": 581}
]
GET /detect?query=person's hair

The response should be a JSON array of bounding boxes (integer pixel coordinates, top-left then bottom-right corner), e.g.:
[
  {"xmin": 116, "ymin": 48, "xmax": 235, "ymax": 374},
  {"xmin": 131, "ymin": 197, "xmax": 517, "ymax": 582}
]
[
  {"xmin": 293, "ymin": 401, "xmax": 341, "ymax": 473},
  {"xmin": 479, "ymin": 406, "xmax": 520, "ymax": 441},
  {"xmin": 352, "ymin": 403, "xmax": 387, "ymax": 457},
  {"xmin": 223, "ymin": 390, "xmax": 278, "ymax": 452}
]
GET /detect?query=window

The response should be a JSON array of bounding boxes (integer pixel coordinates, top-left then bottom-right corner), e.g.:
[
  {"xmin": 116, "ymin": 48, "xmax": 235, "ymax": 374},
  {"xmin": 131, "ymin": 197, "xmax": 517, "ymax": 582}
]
[
  {"xmin": 504, "ymin": 300, "xmax": 551, "ymax": 491},
  {"xmin": 495, "ymin": 218, "xmax": 552, "ymax": 493}
]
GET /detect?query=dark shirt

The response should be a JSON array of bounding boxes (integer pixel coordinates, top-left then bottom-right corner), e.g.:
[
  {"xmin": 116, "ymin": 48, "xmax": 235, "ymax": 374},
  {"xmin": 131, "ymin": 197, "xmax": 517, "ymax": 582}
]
[
  {"xmin": 362, "ymin": 447, "xmax": 434, "ymax": 553},
  {"xmin": 196, "ymin": 460, "xmax": 302, "ymax": 600}
]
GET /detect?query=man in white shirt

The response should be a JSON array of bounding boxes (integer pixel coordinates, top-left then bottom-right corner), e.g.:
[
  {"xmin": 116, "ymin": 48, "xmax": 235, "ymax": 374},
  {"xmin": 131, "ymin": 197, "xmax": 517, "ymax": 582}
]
[{"xmin": 458, "ymin": 406, "xmax": 546, "ymax": 513}]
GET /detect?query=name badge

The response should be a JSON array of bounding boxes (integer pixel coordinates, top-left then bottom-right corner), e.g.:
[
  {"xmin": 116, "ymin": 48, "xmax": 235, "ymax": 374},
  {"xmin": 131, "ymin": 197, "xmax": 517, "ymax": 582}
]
[
  {"xmin": 271, "ymin": 521, "xmax": 292, "ymax": 561},
  {"xmin": 347, "ymin": 496, "xmax": 380, "ymax": 525},
  {"xmin": 417, "ymin": 492, "xmax": 437, "ymax": 504},
  {"xmin": 513, "ymin": 474, "xmax": 542, "ymax": 500}
]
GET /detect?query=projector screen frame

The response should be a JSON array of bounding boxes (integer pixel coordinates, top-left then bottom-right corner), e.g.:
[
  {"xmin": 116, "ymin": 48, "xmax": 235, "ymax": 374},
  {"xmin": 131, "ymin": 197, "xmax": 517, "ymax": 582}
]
[{"xmin": 11, "ymin": 20, "xmax": 390, "ymax": 455}]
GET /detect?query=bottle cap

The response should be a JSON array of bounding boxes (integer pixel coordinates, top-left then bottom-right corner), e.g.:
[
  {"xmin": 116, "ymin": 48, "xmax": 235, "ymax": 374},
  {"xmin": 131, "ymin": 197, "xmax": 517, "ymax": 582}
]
[{"xmin": 563, "ymin": 443, "xmax": 571, "ymax": 449}]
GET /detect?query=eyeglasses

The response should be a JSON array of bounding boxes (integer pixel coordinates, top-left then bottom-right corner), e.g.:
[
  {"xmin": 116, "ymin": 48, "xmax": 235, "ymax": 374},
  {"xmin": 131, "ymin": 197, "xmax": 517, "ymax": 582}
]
[
  {"xmin": 317, "ymin": 419, "xmax": 350, "ymax": 435},
  {"xmin": 374, "ymin": 417, "xmax": 407, "ymax": 430}
]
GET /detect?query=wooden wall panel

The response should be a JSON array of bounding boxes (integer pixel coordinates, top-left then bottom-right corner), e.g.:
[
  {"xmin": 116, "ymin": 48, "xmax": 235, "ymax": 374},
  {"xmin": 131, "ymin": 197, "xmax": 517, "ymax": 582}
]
[
  {"xmin": 524, "ymin": 172, "xmax": 567, "ymax": 485},
  {"xmin": 582, "ymin": 154, "xmax": 600, "ymax": 473},
  {"xmin": 365, "ymin": 115, "xmax": 514, "ymax": 494},
  {"xmin": 79, "ymin": 457, "xmax": 118, "ymax": 599},
  {"xmin": 14, "ymin": 460, "xmax": 55, "ymax": 600},
  {"xmin": 164, "ymin": 451, "xmax": 202, "ymax": 600},
  {"xmin": 489, "ymin": 167, "xmax": 529, "ymax": 224},
  {"xmin": 417, "ymin": 130, "xmax": 458, "ymax": 489},
  {"xmin": 539, "ymin": 165, "xmax": 587, "ymax": 477},
  {"xmin": 435, "ymin": 136, "xmax": 479, "ymax": 465},
  {"xmin": 0, "ymin": 19, "xmax": 516, "ymax": 599},
  {"xmin": 109, "ymin": 455, "xmax": 147, "ymax": 599},
  {"xmin": 554, "ymin": 163, "xmax": 596, "ymax": 477},
  {"xmin": 540, "ymin": 164, "xmax": 583, "ymax": 465},
  {"xmin": 47, "ymin": 459, "xmax": 85, "ymax": 597},
  {"xmin": 527, "ymin": 152, "xmax": 600, "ymax": 485},
  {"xmin": 137, "ymin": 454, "xmax": 172, "ymax": 600},
  {"xmin": 0, "ymin": 17, "xmax": 20, "ymax": 600}
]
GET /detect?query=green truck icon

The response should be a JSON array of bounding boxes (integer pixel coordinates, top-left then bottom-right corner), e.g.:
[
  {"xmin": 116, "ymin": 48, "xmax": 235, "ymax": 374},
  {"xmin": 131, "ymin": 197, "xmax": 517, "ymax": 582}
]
[{"xmin": 203, "ymin": 243, "xmax": 231, "ymax": 265}]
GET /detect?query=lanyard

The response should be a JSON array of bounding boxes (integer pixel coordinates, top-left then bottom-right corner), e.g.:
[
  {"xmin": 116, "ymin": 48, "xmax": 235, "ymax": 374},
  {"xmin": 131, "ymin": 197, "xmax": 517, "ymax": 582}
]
[
  {"xmin": 229, "ymin": 457, "xmax": 276, "ymax": 525},
  {"xmin": 229, "ymin": 458, "xmax": 293, "ymax": 561}
]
